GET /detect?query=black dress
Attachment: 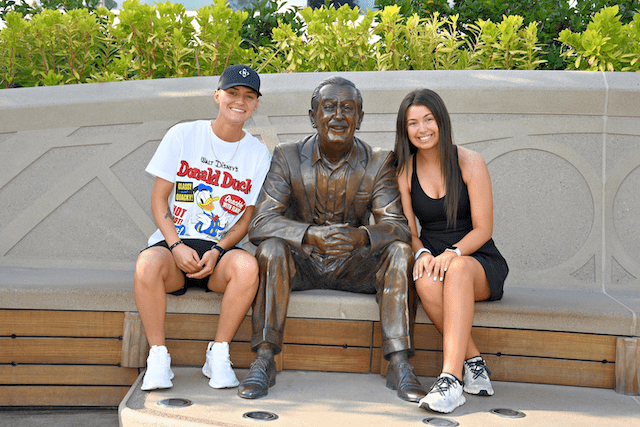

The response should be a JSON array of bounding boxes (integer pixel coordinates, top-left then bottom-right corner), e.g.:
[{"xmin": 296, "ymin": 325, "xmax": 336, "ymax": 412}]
[{"xmin": 411, "ymin": 148, "xmax": 508, "ymax": 301}]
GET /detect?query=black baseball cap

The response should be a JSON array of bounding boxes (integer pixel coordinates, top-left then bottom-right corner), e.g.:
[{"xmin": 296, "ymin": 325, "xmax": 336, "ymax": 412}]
[{"xmin": 217, "ymin": 64, "xmax": 261, "ymax": 97}]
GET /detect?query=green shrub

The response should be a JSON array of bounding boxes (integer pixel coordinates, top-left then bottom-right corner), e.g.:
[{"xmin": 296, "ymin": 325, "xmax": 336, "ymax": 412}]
[
  {"xmin": 0, "ymin": 1, "xmax": 638, "ymax": 89},
  {"xmin": 558, "ymin": 5, "xmax": 640, "ymax": 71},
  {"xmin": 1, "ymin": 0, "xmax": 115, "ymax": 21},
  {"xmin": 272, "ymin": 4, "xmax": 378, "ymax": 72},
  {"xmin": 0, "ymin": 8, "xmax": 102, "ymax": 86},
  {"xmin": 375, "ymin": 0, "xmax": 638, "ymax": 70},
  {"xmin": 240, "ymin": 0, "xmax": 304, "ymax": 51},
  {"xmin": 373, "ymin": 8, "xmax": 473, "ymax": 71}
]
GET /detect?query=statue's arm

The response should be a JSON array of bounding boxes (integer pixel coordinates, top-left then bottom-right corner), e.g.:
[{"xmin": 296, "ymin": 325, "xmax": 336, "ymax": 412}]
[
  {"xmin": 364, "ymin": 151, "xmax": 411, "ymax": 252},
  {"xmin": 249, "ymin": 146, "xmax": 310, "ymax": 250}
]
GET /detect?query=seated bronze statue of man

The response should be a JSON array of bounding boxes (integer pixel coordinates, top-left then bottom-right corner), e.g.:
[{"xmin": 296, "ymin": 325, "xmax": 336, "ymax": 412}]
[{"xmin": 238, "ymin": 76, "xmax": 426, "ymax": 402}]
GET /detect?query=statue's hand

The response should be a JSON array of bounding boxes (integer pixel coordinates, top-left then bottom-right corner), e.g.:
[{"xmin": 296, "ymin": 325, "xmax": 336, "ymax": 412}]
[{"xmin": 305, "ymin": 223, "xmax": 367, "ymax": 256}]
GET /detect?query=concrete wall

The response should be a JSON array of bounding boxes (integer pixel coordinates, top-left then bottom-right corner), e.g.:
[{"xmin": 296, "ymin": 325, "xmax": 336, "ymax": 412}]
[{"xmin": 1, "ymin": 70, "xmax": 639, "ymax": 304}]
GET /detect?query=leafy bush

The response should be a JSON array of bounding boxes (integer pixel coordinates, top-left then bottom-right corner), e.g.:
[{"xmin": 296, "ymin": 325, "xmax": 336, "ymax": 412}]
[
  {"xmin": 558, "ymin": 5, "xmax": 640, "ymax": 71},
  {"xmin": 240, "ymin": 0, "xmax": 304, "ymax": 51},
  {"xmin": 1, "ymin": 0, "xmax": 115, "ymax": 20},
  {"xmin": 0, "ymin": 8, "xmax": 103, "ymax": 87},
  {"xmin": 272, "ymin": 4, "xmax": 378, "ymax": 72},
  {"xmin": 375, "ymin": 0, "xmax": 639, "ymax": 70},
  {"xmin": 0, "ymin": 1, "xmax": 638, "ymax": 89}
]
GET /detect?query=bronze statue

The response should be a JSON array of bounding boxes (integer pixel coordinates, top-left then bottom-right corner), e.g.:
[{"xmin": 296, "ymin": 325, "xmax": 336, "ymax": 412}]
[{"xmin": 238, "ymin": 77, "xmax": 426, "ymax": 402}]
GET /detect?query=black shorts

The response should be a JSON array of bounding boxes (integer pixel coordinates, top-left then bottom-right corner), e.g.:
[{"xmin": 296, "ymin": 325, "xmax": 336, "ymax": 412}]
[{"xmin": 143, "ymin": 239, "xmax": 241, "ymax": 296}]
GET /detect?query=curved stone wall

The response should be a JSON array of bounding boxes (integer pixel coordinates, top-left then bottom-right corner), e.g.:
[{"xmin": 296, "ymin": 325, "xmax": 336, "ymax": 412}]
[{"xmin": 0, "ymin": 70, "xmax": 638, "ymax": 299}]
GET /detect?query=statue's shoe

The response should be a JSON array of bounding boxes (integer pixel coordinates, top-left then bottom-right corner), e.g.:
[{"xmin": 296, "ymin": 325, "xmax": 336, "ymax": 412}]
[
  {"xmin": 237, "ymin": 357, "xmax": 276, "ymax": 399},
  {"xmin": 386, "ymin": 362, "xmax": 427, "ymax": 402}
]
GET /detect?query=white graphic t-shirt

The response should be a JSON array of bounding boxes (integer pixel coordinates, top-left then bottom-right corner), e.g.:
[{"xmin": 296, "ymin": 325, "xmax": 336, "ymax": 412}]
[{"xmin": 145, "ymin": 120, "xmax": 271, "ymax": 246}]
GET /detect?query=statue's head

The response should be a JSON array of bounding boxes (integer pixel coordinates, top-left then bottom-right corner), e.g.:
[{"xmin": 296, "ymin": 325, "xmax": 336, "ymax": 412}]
[{"xmin": 309, "ymin": 77, "xmax": 364, "ymax": 159}]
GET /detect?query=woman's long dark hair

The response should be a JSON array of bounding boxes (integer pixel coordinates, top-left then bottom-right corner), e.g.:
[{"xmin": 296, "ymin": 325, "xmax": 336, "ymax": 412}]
[{"xmin": 394, "ymin": 88, "xmax": 461, "ymax": 228}]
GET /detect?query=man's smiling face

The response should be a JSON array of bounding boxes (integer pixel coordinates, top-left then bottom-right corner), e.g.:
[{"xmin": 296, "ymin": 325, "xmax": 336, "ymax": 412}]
[{"xmin": 310, "ymin": 84, "xmax": 363, "ymax": 156}]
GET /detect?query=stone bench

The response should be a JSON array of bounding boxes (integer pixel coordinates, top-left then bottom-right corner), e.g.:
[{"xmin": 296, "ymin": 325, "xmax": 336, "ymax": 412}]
[
  {"xmin": 1, "ymin": 70, "xmax": 639, "ymax": 406},
  {"xmin": 1, "ymin": 264, "xmax": 637, "ymax": 407}
]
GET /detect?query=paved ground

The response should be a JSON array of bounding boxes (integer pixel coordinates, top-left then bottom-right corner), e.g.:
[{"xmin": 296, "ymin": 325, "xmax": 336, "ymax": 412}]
[
  {"xmin": 3, "ymin": 367, "xmax": 639, "ymax": 427},
  {"xmin": 121, "ymin": 367, "xmax": 640, "ymax": 427},
  {"xmin": 0, "ymin": 408, "xmax": 119, "ymax": 427}
]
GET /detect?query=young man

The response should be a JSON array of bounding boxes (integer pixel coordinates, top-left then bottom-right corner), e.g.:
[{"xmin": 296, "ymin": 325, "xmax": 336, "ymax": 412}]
[{"xmin": 134, "ymin": 65, "xmax": 271, "ymax": 391}]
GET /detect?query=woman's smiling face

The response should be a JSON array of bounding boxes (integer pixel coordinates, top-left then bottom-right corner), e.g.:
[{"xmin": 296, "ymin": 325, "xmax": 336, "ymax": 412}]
[{"xmin": 406, "ymin": 104, "xmax": 440, "ymax": 151}]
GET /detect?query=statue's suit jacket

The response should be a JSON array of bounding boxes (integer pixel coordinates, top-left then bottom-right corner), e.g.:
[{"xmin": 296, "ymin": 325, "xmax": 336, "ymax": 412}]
[{"xmin": 249, "ymin": 134, "xmax": 411, "ymax": 254}]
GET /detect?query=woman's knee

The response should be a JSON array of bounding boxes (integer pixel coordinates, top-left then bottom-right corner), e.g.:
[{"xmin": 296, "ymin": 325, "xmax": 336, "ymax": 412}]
[
  {"xmin": 415, "ymin": 277, "xmax": 443, "ymax": 303},
  {"xmin": 444, "ymin": 256, "xmax": 476, "ymax": 280},
  {"xmin": 226, "ymin": 251, "xmax": 259, "ymax": 286},
  {"xmin": 134, "ymin": 249, "xmax": 168, "ymax": 287}
]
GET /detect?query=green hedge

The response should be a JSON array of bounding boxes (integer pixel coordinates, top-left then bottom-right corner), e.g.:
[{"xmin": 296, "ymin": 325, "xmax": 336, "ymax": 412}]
[{"xmin": 0, "ymin": 0, "xmax": 638, "ymax": 88}]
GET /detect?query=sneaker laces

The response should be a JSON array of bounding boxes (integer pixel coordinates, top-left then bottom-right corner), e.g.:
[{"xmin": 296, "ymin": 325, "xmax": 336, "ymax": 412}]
[
  {"xmin": 430, "ymin": 375, "xmax": 459, "ymax": 396},
  {"xmin": 466, "ymin": 358, "xmax": 491, "ymax": 380},
  {"xmin": 210, "ymin": 343, "xmax": 233, "ymax": 366},
  {"xmin": 217, "ymin": 352, "xmax": 233, "ymax": 366}
]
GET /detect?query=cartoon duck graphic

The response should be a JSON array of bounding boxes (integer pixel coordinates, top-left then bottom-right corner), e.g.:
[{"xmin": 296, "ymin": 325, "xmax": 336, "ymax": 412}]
[{"xmin": 191, "ymin": 184, "xmax": 227, "ymax": 237}]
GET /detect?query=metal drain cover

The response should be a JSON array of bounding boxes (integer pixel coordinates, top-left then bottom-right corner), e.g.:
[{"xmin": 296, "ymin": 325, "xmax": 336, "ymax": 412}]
[
  {"xmin": 422, "ymin": 417, "xmax": 459, "ymax": 426},
  {"xmin": 157, "ymin": 398, "xmax": 193, "ymax": 408},
  {"xmin": 243, "ymin": 411, "xmax": 279, "ymax": 421},
  {"xmin": 490, "ymin": 408, "xmax": 526, "ymax": 418}
]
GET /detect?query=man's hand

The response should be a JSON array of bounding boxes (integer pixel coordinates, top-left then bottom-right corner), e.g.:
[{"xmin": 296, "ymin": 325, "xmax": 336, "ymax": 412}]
[{"xmin": 304, "ymin": 223, "xmax": 368, "ymax": 256}]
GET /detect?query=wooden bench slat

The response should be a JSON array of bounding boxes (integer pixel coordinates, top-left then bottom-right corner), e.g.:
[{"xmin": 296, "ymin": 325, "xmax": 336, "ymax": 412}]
[
  {"xmin": 0, "ymin": 310, "xmax": 123, "ymax": 338},
  {"xmin": 412, "ymin": 350, "xmax": 615, "ymax": 389},
  {"xmin": 0, "ymin": 365, "xmax": 138, "ymax": 386},
  {"xmin": 166, "ymin": 340, "xmax": 254, "ymax": 368},
  {"xmin": 411, "ymin": 324, "xmax": 616, "ymax": 362},
  {"xmin": 164, "ymin": 315, "xmax": 374, "ymax": 347},
  {"xmin": 283, "ymin": 318, "xmax": 373, "ymax": 347},
  {"xmin": 281, "ymin": 344, "xmax": 371, "ymax": 373},
  {"xmin": 164, "ymin": 313, "xmax": 252, "ymax": 341},
  {"xmin": 472, "ymin": 327, "xmax": 617, "ymax": 362},
  {"xmin": 485, "ymin": 353, "xmax": 615, "ymax": 389},
  {"xmin": 0, "ymin": 338, "xmax": 122, "ymax": 364},
  {"xmin": 0, "ymin": 386, "xmax": 129, "ymax": 406}
]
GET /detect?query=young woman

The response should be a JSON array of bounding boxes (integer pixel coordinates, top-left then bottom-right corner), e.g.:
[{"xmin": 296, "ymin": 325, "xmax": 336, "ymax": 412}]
[
  {"xmin": 394, "ymin": 89, "xmax": 509, "ymax": 413},
  {"xmin": 134, "ymin": 65, "xmax": 271, "ymax": 392}
]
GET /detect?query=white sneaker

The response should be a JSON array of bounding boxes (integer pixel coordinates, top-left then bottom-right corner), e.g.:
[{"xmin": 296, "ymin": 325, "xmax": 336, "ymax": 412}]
[
  {"xmin": 419, "ymin": 373, "xmax": 465, "ymax": 413},
  {"xmin": 202, "ymin": 341, "xmax": 239, "ymax": 389},
  {"xmin": 463, "ymin": 356, "xmax": 494, "ymax": 396},
  {"xmin": 141, "ymin": 345, "xmax": 174, "ymax": 391}
]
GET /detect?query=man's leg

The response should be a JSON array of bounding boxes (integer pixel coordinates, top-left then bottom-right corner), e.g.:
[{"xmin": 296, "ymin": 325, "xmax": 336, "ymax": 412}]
[
  {"xmin": 376, "ymin": 241, "xmax": 427, "ymax": 402},
  {"xmin": 238, "ymin": 238, "xmax": 297, "ymax": 399}
]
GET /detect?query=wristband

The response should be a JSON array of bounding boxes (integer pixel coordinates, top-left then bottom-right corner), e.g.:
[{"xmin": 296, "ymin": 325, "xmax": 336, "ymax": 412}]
[
  {"xmin": 446, "ymin": 246, "xmax": 462, "ymax": 257},
  {"xmin": 414, "ymin": 248, "xmax": 431, "ymax": 260},
  {"xmin": 211, "ymin": 244, "xmax": 227, "ymax": 259},
  {"xmin": 168, "ymin": 240, "xmax": 184, "ymax": 251}
]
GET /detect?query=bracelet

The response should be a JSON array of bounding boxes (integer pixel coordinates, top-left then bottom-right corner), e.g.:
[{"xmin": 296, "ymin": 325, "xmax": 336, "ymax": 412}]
[
  {"xmin": 446, "ymin": 246, "xmax": 462, "ymax": 257},
  {"xmin": 211, "ymin": 244, "xmax": 227, "ymax": 259},
  {"xmin": 168, "ymin": 240, "xmax": 184, "ymax": 251},
  {"xmin": 414, "ymin": 248, "xmax": 431, "ymax": 260}
]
